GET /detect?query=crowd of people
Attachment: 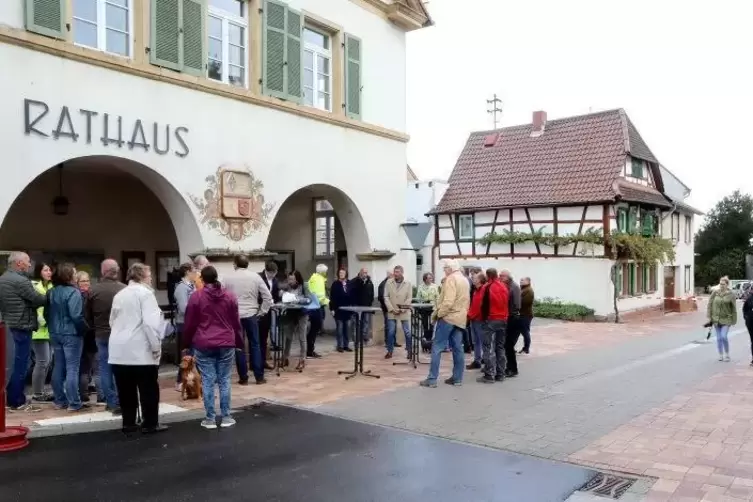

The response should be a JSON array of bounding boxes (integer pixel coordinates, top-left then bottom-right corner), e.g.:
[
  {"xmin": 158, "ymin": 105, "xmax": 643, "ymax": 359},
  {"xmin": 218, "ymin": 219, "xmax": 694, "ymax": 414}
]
[{"xmin": 0, "ymin": 250, "xmax": 535, "ymax": 434}]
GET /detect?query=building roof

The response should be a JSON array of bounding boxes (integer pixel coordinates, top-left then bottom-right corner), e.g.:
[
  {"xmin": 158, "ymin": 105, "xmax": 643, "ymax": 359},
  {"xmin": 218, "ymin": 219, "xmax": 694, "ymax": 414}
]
[
  {"xmin": 667, "ymin": 197, "xmax": 704, "ymax": 216},
  {"xmin": 432, "ymin": 109, "xmax": 670, "ymax": 214},
  {"xmin": 402, "ymin": 222, "xmax": 433, "ymax": 249}
]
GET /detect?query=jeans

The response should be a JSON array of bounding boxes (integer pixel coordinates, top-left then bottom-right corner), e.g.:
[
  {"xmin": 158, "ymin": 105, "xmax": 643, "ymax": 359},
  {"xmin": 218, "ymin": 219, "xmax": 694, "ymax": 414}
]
[
  {"xmin": 427, "ymin": 320, "xmax": 464, "ymax": 383},
  {"xmin": 195, "ymin": 348, "xmax": 235, "ymax": 421},
  {"xmin": 31, "ymin": 339, "xmax": 51, "ymax": 396},
  {"xmin": 747, "ymin": 318, "xmax": 753, "ymax": 360},
  {"xmin": 715, "ymin": 323, "xmax": 731, "ymax": 355},
  {"xmin": 50, "ymin": 334, "xmax": 84, "ymax": 410},
  {"xmin": 306, "ymin": 308, "xmax": 322, "ymax": 355},
  {"xmin": 239, "ymin": 316, "xmax": 263, "ymax": 382},
  {"xmin": 112, "ymin": 364, "xmax": 159, "ymax": 429},
  {"xmin": 282, "ymin": 315, "xmax": 308, "ymax": 361},
  {"xmin": 482, "ymin": 320, "xmax": 507, "ymax": 378},
  {"xmin": 520, "ymin": 316, "xmax": 533, "ymax": 352},
  {"xmin": 335, "ymin": 317, "xmax": 351, "ymax": 349},
  {"xmin": 386, "ymin": 319, "xmax": 412, "ymax": 355},
  {"xmin": 471, "ymin": 321, "xmax": 484, "ymax": 364},
  {"xmin": 7, "ymin": 329, "xmax": 31, "ymax": 408},
  {"xmin": 96, "ymin": 339, "xmax": 119, "ymax": 408}
]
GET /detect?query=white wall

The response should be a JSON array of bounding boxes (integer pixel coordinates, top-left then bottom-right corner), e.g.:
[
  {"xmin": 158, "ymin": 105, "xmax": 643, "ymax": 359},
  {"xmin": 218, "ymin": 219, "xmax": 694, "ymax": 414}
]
[
  {"xmin": 405, "ymin": 180, "xmax": 447, "ymax": 222},
  {"xmin": 663, "ymin": 210, "xmax": 695, "ymax": 295},
  {"xmin": 0, "ymin": 43, "xmax": 407, "ymax": 266},
  {"xmin": 0, "ymin": 0, "xmax": 407, "ymax": 133},
  {"xmin": 451, "ymin": 257, "xmax": 616, "ymax": 316}
]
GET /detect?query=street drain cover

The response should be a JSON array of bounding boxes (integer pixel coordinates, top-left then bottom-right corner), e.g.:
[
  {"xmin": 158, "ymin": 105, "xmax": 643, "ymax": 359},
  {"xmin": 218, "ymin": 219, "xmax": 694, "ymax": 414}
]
[{"xmin": 579, "ymin": 473, "xmax": 636, "ymax": 499}]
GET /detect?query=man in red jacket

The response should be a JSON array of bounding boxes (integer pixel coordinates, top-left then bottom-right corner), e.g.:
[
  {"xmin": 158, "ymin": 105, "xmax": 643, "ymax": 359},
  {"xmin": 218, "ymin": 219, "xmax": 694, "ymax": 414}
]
[{"xmin": 478, "ymin": 268, "xmax": 509, "ymax": 384}]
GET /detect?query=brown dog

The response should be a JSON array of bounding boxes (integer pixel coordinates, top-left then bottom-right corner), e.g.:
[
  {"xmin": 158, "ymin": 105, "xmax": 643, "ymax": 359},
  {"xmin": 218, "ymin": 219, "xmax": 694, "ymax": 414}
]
[{"xmin": 180, "ymin": 355, "xmax": 202, "ymax": 400}]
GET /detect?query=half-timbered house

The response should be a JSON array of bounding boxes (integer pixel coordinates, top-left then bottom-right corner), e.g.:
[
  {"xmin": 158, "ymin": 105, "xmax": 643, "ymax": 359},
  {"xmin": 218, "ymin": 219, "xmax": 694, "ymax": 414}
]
[{"xmin": 429, "ymin": 109, "xmax": 699, "ymax": 317}]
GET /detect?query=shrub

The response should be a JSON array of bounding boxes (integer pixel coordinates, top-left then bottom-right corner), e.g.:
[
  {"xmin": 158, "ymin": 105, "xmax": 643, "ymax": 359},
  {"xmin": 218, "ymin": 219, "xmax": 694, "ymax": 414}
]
[{"xmin": 533, "ymin": 298, "xmax": 595, "ymax": 321}]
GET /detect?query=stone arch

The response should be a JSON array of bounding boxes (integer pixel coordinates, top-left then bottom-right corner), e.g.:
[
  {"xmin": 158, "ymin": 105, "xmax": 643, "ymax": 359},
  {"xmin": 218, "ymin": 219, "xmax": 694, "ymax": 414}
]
[{"xmin": 0, "ymin": 154, "xmax": 203, "ymax": 261}]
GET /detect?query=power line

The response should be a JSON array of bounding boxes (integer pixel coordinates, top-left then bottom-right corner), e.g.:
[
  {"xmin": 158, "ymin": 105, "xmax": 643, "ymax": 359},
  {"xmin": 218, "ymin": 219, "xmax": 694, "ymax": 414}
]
[{"xmin": 487, "ymin": 94, "xmax": 503, "ymax": 130}]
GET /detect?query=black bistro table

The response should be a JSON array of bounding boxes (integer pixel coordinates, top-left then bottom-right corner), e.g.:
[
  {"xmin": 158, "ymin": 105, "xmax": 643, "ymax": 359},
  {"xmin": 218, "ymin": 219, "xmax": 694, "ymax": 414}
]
[
  {"xmin": 337, "ymin": 306, "xmax": 381, "ymax": 380},
  {"xmin": 393, "ymin": 303, "xmax": 434, "ymax": 368},
  {"xmin": 270, "ymin": 303, "xmax": 307, "ymax": 377}
]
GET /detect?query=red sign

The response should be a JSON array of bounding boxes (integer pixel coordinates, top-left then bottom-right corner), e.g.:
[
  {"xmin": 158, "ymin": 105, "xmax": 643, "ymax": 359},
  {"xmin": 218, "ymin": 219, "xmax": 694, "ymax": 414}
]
[{"xmin": 237, "ymin": 199, "xmax": 250, "ymax": 218}]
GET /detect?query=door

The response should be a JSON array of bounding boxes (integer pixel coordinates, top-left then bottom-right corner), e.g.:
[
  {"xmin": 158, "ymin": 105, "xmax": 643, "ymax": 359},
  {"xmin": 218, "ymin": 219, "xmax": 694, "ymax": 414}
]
[{"xmin": 663, "ymin": 266, "xmax": 676, "ymax": 299}]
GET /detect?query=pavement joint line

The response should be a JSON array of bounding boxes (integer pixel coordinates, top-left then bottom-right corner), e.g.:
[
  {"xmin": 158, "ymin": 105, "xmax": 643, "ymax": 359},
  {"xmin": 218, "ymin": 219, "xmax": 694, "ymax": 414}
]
[{"xmin": 533, "ymin": 328, "xmax": 748, "ymax": 394}]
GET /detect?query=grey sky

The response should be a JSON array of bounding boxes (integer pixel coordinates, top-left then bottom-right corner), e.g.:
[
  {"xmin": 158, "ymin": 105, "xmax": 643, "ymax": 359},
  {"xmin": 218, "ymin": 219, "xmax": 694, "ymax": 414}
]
[{"xmin": 405, "ymin": 0, "xmax": 752, "ymax": 213}]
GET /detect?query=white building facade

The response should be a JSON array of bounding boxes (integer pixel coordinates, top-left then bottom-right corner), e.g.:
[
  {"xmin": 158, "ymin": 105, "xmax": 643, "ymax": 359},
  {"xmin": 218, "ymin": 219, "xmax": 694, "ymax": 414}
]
[
  {"xmin": 431, "ymin": 110, "xmax": 698, "ymax": 318},
  {"xmin": 0, "ymin": 0, "xmax": 431, "ymax": 300}
]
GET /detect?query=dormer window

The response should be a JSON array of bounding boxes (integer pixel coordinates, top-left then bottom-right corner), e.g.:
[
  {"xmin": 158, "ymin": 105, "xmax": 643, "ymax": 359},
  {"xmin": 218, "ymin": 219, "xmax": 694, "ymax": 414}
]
[
  {"xmin": 624, "ymin": 157, "xmax": 655, "ymax": 187},
  {"xmin": 631, "ymin": 158, "xmax": 645, "ymax": 179}
]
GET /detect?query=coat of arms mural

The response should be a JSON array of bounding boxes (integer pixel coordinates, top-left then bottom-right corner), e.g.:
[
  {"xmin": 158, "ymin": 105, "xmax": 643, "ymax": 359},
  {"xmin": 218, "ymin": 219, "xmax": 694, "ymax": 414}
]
[{"xmin": 188, "ymin": 165, "xmax": 275, "ymax": 242}]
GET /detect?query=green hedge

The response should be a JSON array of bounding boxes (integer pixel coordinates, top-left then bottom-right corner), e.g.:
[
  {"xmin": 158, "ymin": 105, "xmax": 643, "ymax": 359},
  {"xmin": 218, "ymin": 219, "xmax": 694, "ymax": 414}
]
[{"xmin": 533, "ymin": 298, "xmax": 595, "ymax": 321}]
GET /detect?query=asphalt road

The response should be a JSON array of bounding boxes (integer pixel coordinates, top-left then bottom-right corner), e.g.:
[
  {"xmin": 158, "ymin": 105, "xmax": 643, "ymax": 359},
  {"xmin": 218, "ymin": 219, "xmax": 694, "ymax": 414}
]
[{"xmin": 0, "ymin": 403, "xmax": 594, "ymax": 502}]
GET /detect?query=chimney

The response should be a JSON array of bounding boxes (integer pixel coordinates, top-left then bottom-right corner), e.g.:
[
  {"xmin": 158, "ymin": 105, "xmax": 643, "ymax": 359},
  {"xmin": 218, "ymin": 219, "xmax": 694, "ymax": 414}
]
[
  {"xmin": 483, "ymin": 133, "xmax": 498, "ymax": 147},
  {"xmin": 531, "ymin": 110, "xmax": 547, "ymax": 137}
]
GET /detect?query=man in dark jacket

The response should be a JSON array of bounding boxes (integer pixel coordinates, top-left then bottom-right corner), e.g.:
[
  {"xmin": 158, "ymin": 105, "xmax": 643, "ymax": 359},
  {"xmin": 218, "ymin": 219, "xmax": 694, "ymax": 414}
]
[
  {"xmin": 518, "ymin": 277, "xmax": 535, "ymax": 355},
  {"xmin": 377, "ymin": 271, "xmax": 400, "ymax": 347},
  {"xmin": 258, "ymin": 261, "xmax": 281, "ymax": 369},
  {"xmin": 500, "ymin": 269, "xmax": 522, "ymax": 377},
  {"xmin": 350, "ymin": 268, "xmax": 375, "ymax": 342},
  {"xmin": 743, "ymin": 290, "xmax": 753, "ymax": 365},
  {"xmin": 0, "ymin": 251, "xmax": 47, "ymax": 411},
  {"xmin": 86, "ymin": 259, "xmax": 126, "ymax": 413}
]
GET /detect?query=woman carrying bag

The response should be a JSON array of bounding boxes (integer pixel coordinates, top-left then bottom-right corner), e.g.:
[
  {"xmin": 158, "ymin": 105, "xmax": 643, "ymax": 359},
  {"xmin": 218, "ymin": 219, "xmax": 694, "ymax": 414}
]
[{"xmin": 708, "ymin": 276, "xmax": 737, "ymax": 362}]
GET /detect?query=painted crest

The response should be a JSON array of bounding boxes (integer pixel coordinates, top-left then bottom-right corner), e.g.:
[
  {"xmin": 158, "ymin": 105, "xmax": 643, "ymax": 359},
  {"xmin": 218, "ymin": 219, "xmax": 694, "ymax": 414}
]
[{"xmin": 188, "ymin": 164, "xmax": 275, "ymax": 242}]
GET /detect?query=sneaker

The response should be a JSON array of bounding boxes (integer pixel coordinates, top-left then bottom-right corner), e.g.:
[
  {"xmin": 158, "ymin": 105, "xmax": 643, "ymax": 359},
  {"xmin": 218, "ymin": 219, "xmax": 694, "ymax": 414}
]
[
  {"xmin": 518, "ymin": 349, "xmax": 529, "ymax": 355},
  {"xmin": 719, "ymin": 355, "xmax": 724, "ymax": 362},
  {"xmin": 444, "ymin": 377, "xmax": 462, "ymax": 387},
  {"xmin": 477, "ymin": 375, "xmax": 495, "ymax": 384},
  {"xmin": 220, "ymin": 416, "xmax": 236, "ymax": 428},
  {"xmin": 68, "ymin": 404, "xmax": 91, "ymax": 413},
  {"xmin": 53, "ymin": 404, "xmax": 67, "ymax": 410},
  {"xmin": 394, "ymin": 343, "xmax": 402, "ymax": 348},
  {"xmin": 32, "ymin": 393, "xmax": 54, "ymax": 403},
  {"xmin": 9, "ymin": 403, "xmax": 42, "ymax": 412},
  {"xmin": 419, "ymin": 379, "xmax": 437, "ymax": 388},
  {"xmin": 724, "ymin": 355, "xmax": 731, "ymax": 362},
  {"xmin": 505, "ymin": 370, "xmax": 519, "ymax": 378},
  {"xmin": 201, "ymin": 419, "xmax": 218, "ymax": 430},
  {"xmin": 466, "ymin": 361, "xmax": 482, "ymax": 370},
  {"xmin": 384, "ymin": 353, "xmax": 393, "ymax": 360}
]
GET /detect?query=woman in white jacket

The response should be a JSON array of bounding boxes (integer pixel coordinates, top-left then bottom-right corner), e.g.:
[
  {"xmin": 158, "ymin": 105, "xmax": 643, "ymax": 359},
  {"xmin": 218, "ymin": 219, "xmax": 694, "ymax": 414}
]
[{"xmin": 108, "ymin": 263, "xmax": 168, "ymax": 435}]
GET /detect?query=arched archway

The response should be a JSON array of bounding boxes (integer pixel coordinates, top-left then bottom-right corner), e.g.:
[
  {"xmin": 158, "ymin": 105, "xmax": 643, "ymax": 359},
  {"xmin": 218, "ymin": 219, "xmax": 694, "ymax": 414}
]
[
  {"xmin": 0, "ymin": 155, "xmax": 203, "ymax": 303},
  {"xmin": 264, "ymin": 184, "xmax": 371, "ymax": 279}
]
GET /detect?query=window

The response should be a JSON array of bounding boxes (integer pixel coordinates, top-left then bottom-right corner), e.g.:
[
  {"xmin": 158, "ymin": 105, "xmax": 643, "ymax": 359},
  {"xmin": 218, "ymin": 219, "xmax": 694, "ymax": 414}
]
[
  {"xmin": 73, "ymin": 0, "xmax": 131, "ymax": 57},
  {"xmin": 457, "ymin": 214, "xmax": 474, "ymax": 240},
  {"xmin": 684, "ymin": 215, "xmax": 692, "ymax": 244},
  {"xmin": 314, "ymin": 199, "xmax": 335, "ymax": 258},
  {"xmin": 684, "ymin": 266, "xmax": 691, "ymax": 294},
  {"xmin": 671, "ymin": 213, "xmax": 680, "ymax": 240},
  {"xmin": 631, "ymin": 158, "xmax": 644, "ymax": 179},
  {"xmin": 208, "ymin": 0, "xmax": 247, "ymax": 87},
  {"xmin": 303, "ymin": 27, "xmax": 332, "ymax": 111},
  {"xmin": 641, "ymin": 211, "xmax": 655, "ymax": 237}
]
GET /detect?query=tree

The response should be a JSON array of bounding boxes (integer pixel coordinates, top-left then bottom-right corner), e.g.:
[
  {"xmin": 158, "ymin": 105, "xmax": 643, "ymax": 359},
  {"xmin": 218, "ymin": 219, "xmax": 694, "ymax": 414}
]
[{"xmin": 695, "ymin": 190, "xmax": 753, "ymax": 286}]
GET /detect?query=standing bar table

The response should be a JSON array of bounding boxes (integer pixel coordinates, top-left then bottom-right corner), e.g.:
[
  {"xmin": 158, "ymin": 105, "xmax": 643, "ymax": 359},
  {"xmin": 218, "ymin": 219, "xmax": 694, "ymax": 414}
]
[
  {"xmin": 270, "ymin": 303, "xmax": 307, "ymax": 377},
  {"xmin": 338, "ymin": 306, "xmax": 381, "ymax": 380},
  {"xmin": 393, "ymin": 303, "xmax": 434, "ymax": 368}
]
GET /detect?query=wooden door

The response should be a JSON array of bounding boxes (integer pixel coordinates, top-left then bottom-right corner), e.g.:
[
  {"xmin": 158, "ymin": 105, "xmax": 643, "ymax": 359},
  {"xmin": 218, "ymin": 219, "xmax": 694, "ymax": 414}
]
[{"xmin": 664, "ymin": 266, "xmax": 676, "ymax": 299}]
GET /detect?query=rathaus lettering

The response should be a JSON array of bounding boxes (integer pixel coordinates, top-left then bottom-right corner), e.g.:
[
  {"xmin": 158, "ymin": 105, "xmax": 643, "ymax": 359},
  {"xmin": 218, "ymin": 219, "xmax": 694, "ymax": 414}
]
[{"xmin": 23, "ymin": 99, "xmax": 190, "ymax": 158}]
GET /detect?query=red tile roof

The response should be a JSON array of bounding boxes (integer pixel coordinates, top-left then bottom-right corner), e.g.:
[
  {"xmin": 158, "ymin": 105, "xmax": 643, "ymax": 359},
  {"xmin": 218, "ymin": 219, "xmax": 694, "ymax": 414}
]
[{"xmin": 432, "ymin": 109, "xmax": 670, "ymax": 214}]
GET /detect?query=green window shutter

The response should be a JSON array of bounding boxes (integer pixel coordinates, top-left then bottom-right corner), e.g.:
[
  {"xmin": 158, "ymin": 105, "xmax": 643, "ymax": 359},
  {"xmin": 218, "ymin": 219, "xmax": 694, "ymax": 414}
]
[
  {"xmin": 643, "ymin": 265, "xmax": 650, "ymax": 293},
  {"xmin": 628, "ymin": 263, "xmax": 635, "ymax": 296},
  {"xmin": 25, "ymin": 0, "xmax": 65, "ymax": 39},
  {"xmin": 151, "ymin": 0, "xmax": 182, "ymax": 71},
  {"xmin": 181, "ymin": 0, "xmax": 206, "ymax": 76},
  {"xmin": 263, "ymin": 0, "xmax": 287, "ymax": 99},
  {"xmin": 642, "ymin": 213, "xmax": 654, "ymax": 236},
  {"xmin": 344, "ymin": 33, "xmax": 362, "ymax": 119},
  {"xmin": 617, "ymin": 208, "xmax": 627, "ymax": 232},
  {"xmin": 285, "ymin": 8, "xmax": 303, "ymax": 102},
  {"xmin": 627, "ymin": 208, "xmax": 637, "ymax": 234}
]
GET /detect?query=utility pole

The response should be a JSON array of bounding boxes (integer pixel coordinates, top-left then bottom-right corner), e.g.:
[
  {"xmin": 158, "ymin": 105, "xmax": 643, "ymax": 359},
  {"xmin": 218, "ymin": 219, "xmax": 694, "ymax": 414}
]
[{"xmin": 487, "ymin": 94, "xmax": 503, "ymax": 130}]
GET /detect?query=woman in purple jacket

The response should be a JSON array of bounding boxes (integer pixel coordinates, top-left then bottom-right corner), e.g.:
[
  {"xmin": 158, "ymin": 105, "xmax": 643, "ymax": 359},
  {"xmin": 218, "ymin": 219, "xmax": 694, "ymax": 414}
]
[{"xmin": 183, "ymin": 266, "xmax": 244, "ymax": 430}]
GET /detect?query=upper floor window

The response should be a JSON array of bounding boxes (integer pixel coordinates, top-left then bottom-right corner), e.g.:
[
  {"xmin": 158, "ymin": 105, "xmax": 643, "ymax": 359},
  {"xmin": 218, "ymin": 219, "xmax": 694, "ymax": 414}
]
[
  {"xmin": 457, "ymin": 214, "xmax": 474, "ymax": 240},
  {"xmin": 73, "ymin": 0, "xmax": 131, "ymax": 57},
  {"xmin": 303, "ymin": 27, "xmax": 332, "ymax": 111},
  {"xmin": 208, "ymin": 0, "xmax": 247, "ymax": 87},
  {"xmin": 684, "ymin": 215, "xmax": 692, "ymax": 243},
  {"xmin": 671, "ymin": 213, "xmax": 680, "ymax": 240},
  {"xmin": 630, "ymin": 158, "xmax": 645, "ymax": 179}
]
